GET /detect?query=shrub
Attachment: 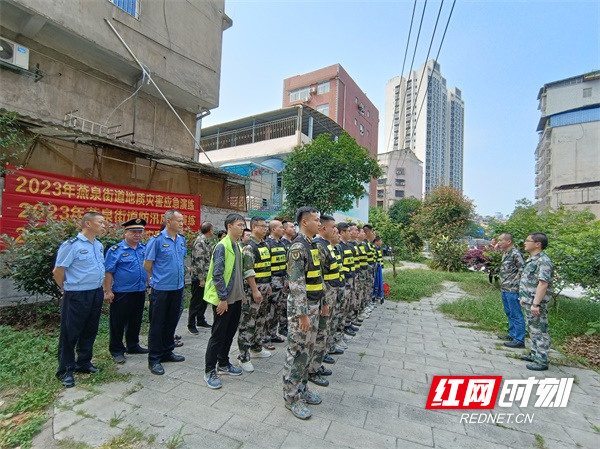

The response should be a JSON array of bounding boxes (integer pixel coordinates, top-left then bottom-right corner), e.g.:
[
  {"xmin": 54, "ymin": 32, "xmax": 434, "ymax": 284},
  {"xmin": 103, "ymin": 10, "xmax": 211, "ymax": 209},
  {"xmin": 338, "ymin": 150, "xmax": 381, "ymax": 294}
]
[{"xmin": 429, "ymin": 236, "xmax": 468, "ymax": 272}]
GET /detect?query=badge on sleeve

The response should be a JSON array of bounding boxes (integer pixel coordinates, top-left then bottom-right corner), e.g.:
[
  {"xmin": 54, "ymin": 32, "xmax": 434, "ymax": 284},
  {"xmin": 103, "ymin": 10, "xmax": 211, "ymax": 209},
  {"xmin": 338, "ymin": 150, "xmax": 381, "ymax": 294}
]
[{"xmin": 290, "ymin": 249, "xmax": 301, "ymax": 261}]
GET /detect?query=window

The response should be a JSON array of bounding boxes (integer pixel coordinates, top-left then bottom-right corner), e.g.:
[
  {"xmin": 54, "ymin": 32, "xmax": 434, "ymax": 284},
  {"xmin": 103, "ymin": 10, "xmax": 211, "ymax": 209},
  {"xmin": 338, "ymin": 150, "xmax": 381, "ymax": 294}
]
[
  {"xmin": 355, "ymin": 97, "xmax": 358, "ymax": 104},
  {"xmin": 316, "ymin": 104, "xmax": 329, "ymax": 116},
  {"xmin": 395, "ymin": 178, "xmax": 405, "ymax": 186},
  {"xmin": 359, "ymin": 124, "xmax": 365, "ymax": 135},
  {"xmin": 583, "ymin": 87, "xmax": 592, "ymax": 98},
  {"xmin": 366, "ymin": 130, "xmax": 369, "ymax": 137},
  {"xmin": 367, "ymin": 110, "xmax": 370, "ymax": 118},
  {"xmin": 317, "ymin": 81, "xmax": 330, "ymax": 94},
  {"xmin": 377, "ymin": 190, "xmax": 384, "ymax": 198},
  {"xmin": 354, "ymin": 119, "xmax": 358, "ymax": 125},
  {"xmin": 396, "ymin": 168, "xmax": 405, "ymax": 175},
  {"xmin": 395, "ymin": 190, "xmax": 405, "ymax": 198},
  {"xmin": 377, "ymin": 201, "xmax": 384, "ymax": 207},
  {"xmin": 377, "ymin": 178, "xmax": 386, "ymax": 185},
  {"xmin": 111, "ymin": 0, "xmax": 139, "ymax": 17},
  {"xmin": 290, "ymin": 87, "xmax": 310, "ymax": 102}
]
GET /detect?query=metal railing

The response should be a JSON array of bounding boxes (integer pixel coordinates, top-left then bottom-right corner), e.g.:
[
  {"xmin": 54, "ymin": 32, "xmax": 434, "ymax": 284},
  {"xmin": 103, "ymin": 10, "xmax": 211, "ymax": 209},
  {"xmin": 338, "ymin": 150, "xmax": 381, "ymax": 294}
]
[{"xmin": 63, "ymin": 111, "xmax": 121, "ymax": 139}]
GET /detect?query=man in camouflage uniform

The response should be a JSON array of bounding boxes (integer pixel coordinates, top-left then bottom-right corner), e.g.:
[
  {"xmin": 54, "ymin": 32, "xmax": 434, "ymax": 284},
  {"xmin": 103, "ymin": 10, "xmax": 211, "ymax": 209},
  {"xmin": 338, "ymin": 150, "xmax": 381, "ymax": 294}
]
[
  {"xmin": 265, "ymin": 220, "xmax": 287, "ymax": 345},
  {"xmin": 282, "ymin": 206, "xmax": 324, "ymax": 420},
  {"xmin": 328, "ymin": 226, "xmax": 347, "ymax": 353},
  {"xmin": 519, "ymin": 232, "xmax": 554, "ymax": 371},
  {"xmin": 338, "ymin": 222, "xmax": 357, "ymax": 338},
  {"xmin": 362, "ymin": 224, "xmax": 377, "ymax": 311},
  {"xmin": 237, "ymin": 217, "xmax": 272, "ymax": 372},
  {"xmin": 352, "ymin": 226, "xmax": 367, "ymax": 328},
  {"xmin": 188, "ymin": 221, "xmax": 214, "ymax": 334},
  {"xmin": 497, "ymin": 233, "xmax": 526, "ymax": 348},
  {"xmin": 279, "ymin": 220, "xmax": 296, "ymax": 336},
  {"xmin": 309, "ymin": 215, "xmax": 340, "ymax": 387}
]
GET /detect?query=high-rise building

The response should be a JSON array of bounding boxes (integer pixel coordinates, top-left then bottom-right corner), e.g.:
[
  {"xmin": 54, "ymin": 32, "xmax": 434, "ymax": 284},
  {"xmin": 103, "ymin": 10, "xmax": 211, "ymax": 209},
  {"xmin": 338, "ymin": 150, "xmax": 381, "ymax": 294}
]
[
  {"xmin": 283, "ymin": 64, "xmax": 379, "ymax": 206},
  {"xmin": 535, "ymin": 71, "xmax": 600, "ymax": 216},
  {"xmin": 376, "ymin": 149, "xmax": 423, "ymax": 209},
  {"xmin": 384, "ymin": 60, "xmax": 464, "ymax": 195}
]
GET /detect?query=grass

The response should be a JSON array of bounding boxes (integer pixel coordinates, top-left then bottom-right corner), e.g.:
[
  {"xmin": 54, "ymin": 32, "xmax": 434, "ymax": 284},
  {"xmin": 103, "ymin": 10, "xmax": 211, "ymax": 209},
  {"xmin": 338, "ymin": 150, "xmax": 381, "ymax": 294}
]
[
  {"xmin": 0, "ymin": 302, "xmax": 132, "ymax": 449},
  {"xmin": 164, "ymin": 425, "xmax": 186, "ymax": 449},
  {"xmin": 534, "ymin": 434, "xmax": 548, "ymax": 449},
  {"xmin": 384, "ymin": 269, "xmax": 473, "ymax": 302}
]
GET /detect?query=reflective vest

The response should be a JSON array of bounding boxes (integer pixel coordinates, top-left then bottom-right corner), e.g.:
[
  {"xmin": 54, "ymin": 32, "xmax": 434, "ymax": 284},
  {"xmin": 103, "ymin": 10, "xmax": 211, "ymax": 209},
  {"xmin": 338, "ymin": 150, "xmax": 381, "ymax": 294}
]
[
  {"xmin": 364, "ymin": 240, "xmax": 376, "ymax": 265},
  {"xmin": 356, "ymin": 241, "xmax": 368, "ymax": 270},
  {"xmin": 267, "ymin": 238, "xmax": 287, "ymax": 277},
  {"xmin": 293, "ymin": 234, "xmax": 324, "ymax": 301},
  {"xmin": 333, "ymin": 244, "xmax": 345, "ymax": 286},
  {"xmin": 246, "ymin": 239, "xmax": 271, "ymax": 284},
  {"xmin": 313, "ymin": 237, "xmax": 342, "ymax": 288},
  {"xmin": 338, "ymin": 241, "xmax": 355, "ymax": 278}
]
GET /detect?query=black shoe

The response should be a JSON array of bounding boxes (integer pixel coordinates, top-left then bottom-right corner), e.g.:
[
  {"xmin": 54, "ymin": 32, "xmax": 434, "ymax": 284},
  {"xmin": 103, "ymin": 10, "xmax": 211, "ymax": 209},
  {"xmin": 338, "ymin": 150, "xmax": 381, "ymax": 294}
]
[
  {"xmin": 280, "ymin": 328, "xmax": 288, "ymax": 337},
  {"xmin": 504, "ymin": 340, "xmax": 525, "ymax": 348},
  {"xmin": 270, "ymin": 335, "xmax": 285, "ymax": 343},
  {"xmin": 323, "ymin": 354, "xmax": 336, "ymax": 364},
  {"xmin": 127, "ymin": 346, "xmax": 149, "ymax": 354},
  {"xmin": 351, "ymin": 321, "xmax": 362, "ymax": 327},
  {"xmin": 521, "ymin": 354, "xmax": 535, "ymax": 362},
  {"xmin": 354, "ymin": 318, "xmax": 364, "ymax": 323},
  {"xmin": 188, "ymin": 326, "xmax": 200, "ymax": 335},
  {"xmin": 526, "ymin": 363, "xmax": 548, "ymax": 371},
  {"xmin": 149, "ymin": 362, "xmax": 165, "ymax": 375},
  {"xmin": 328, "ymin": 347, "xmax": 344, "ymax": 355},
  {"xmin": 308, "ymin": 373, "xmax": 330, "ymax": 387},
  {"xmin": 113, "ymin": 354, "xmax": 126, "ymax": 364},
  {"xmin": 161, "ymin": 353, "xmax": 185, "ymax": 363},
  {"xmin": 380, "ymin": 298, "xmax": 384, "ymax": 304},
  {"xmin": 59, "ymin": 373, "xmax": 75, "ymax": 388},
  {"xmin": 497, "ymin": 335, "xmax": 513, "ymax": 341},
  {"xmin": 348, "ymin": 325, "xmax": 359, "ymax": 332},
  {"xmin": 174, "ymin": 334, "xmax": 182, "ymax": 340},
  {"xmin": 197, "ymin": 321, "xmax": 212, "ymax": 329},
  {"xmin": 174, "ymin": 340, "xmax": 184, "ymax": 347},
  {"xmin": 318, "ymin": 366, "xmax": 333, "ymax": 376},
  {"xmin": 344, "ymin": 327, "xmax": 356, "ymax": 336},
  {"xmin": 75, "ymin": 365, "xmax": 102, "ymax": 374}
]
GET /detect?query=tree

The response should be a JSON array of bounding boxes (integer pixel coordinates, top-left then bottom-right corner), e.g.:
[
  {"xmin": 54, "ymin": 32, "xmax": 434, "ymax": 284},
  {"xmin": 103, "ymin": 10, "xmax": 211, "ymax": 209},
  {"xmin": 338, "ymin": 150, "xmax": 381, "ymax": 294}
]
[
  {"xmin": 374, "ymin": 213, "xmax": 405, "ymax": 277},
  {"xmin": 0, "ymin": 111, "xmax": 35, "ymax": 176},
  {"xmin": 388, "ymin": 197, "xmax": 421, "ymax": 227},
  {"xmin": 282, "ymin": 132, "xmax": 381, "ymax": 215},
  {"xmin": 412, "ymin": 186, "xmax": 474, "ymax": 241}
]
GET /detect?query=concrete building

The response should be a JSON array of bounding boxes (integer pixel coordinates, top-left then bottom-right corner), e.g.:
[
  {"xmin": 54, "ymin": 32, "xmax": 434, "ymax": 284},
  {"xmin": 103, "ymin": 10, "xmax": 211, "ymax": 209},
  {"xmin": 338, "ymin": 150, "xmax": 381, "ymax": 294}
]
[
  {"xmin": 282, "ymin": 64, "xmax": 379, "ymax": 206},
  {"xmin": 535, "ymin": 71, "xmax": 600, "ymax": 216},
  {"xmin": 376, "ymin": 149, "xmax": 423, "ymax": 209},
  {"xmin": 198, "ymin": 105, "xmax": 371, "ymax": 224},
  {"xmin": 0, "ymin": 0, "xmax": 246, "ymax": 224},
  {"xmin": 384, "ymin": 60, "xmax": 464, "ymax": 195}
]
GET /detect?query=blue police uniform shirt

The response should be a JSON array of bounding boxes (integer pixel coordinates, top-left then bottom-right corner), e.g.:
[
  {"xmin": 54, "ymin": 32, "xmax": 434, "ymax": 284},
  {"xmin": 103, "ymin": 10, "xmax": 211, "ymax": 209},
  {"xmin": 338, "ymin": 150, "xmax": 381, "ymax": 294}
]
[
  {"xmin": 55, "ymin": 232, "xmax": 105, "ymax": 291},
  {"xmin": 145, "ymin": 229, "xmax": 186, "ymax": 290},
  {"xmin": 105, "ymin": 240, "xmax": 147, "ymax": 293}
]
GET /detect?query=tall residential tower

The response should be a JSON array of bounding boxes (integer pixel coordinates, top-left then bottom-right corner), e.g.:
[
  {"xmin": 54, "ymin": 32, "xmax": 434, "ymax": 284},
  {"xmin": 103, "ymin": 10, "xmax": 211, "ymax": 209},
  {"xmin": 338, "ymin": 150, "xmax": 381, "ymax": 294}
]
[{"xmin": 384, "ymin": 60, "xmax": 464, "ymax": 195}]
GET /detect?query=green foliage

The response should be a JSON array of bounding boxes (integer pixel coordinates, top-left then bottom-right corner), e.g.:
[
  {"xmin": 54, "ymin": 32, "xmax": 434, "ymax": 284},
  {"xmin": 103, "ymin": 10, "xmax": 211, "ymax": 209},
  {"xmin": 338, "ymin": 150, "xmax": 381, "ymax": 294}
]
[
  {"xmin": 282, "ymin": 132, "xmax": 381, "ymax": 214},
  {"xmin": 0, "ymin": 111, "xmax": 34, "ymax": 176},
  {"xmin": 428, "ymin": 236, "xmax": 469, "ymax": 272},
  {"xmin": 586, "ymin": 321, "xmax": 600, "ymax": 335},
  {"xmin": 482, "ymin": 246, "xmax": 503, "ymax": 277},
  {"xmin": 371, "ymin": 212, "xmax": 404, "ymax": 276},
  {"xmin": 388, "ymin": 197, "xmax": 421, "ymax": 227},
  {"xmin": 0, "ymin": 205, "xmax": 123, "ymax": 300},
  {"xmin": 384, "ymin": 269, "xmax": 473, "ymax": 302},
  {"xmin": 412, "ymin": 186, "xmax": 474, "ymax": 241}
]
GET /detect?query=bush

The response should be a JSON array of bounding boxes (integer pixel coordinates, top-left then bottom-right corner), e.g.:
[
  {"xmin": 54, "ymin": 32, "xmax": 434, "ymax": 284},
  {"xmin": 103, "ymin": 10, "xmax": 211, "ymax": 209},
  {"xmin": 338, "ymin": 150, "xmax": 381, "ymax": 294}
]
[{"xmin": 429, "ymin": 236, "xmax": 468, "ymax": 272}]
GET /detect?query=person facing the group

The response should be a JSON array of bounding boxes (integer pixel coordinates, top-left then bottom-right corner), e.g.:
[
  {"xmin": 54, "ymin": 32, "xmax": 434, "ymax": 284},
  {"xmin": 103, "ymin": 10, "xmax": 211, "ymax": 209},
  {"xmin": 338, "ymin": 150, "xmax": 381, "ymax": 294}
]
[
  {"xmin": 104, "ymin": 218, "xmax": 149, "ymax": 365},
  {"xmin": 53, "ymin": 212, "xmax": 106, "ymax": 388},
  {"xmin": 189, "ymin": 221, "xmax": 214, "ymax": 335}
]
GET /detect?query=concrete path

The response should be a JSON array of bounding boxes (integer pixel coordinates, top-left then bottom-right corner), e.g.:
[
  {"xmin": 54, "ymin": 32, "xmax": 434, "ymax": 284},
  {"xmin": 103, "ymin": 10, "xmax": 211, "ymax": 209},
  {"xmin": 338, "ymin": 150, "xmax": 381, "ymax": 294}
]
[{"xmin": 35, "ymin": 282, "xmax": 600, "ymax": 449}]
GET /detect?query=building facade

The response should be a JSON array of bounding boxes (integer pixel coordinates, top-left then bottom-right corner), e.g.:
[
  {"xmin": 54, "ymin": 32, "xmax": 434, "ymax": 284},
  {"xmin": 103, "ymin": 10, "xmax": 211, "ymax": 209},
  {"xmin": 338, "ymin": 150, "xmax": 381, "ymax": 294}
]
[
  {"xmin": 0, "ymin": 0, "xmax": 246, "ymax": 223},
  {"xmin": 384, "ymin": 60, "xmax": 464, "ymax": 195},
  {"xmin": 376, "ymin": 149, "xmax": 423, "ymax": 209},
  {"xmin": 282, "ymin": 64, "xmax": 379, "ymax": 206},
  {"xmin": 535, "ymin": 71, "xmax": 600, "ymax": 216}
]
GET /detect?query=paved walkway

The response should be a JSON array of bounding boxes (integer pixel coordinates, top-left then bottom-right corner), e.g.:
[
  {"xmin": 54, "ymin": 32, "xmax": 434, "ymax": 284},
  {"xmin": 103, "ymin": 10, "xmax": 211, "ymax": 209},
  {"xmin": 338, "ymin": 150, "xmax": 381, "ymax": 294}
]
[{"xmin": 35, "ymin": 281, "xmax": 600, "ymax": 449}]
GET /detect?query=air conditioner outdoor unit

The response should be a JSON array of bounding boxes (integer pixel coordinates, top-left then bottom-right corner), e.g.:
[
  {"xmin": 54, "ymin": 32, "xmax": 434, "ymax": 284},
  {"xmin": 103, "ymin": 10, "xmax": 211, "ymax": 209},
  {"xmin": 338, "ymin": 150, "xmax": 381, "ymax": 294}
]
[
  {"xmin": 0, "ymin": 37, "xmax": 29, "ymax": 70},
  {"xmin": 309, "ymin": 87, "xmax": 316, "ymax": 94},
  {"xmin": 301, "ymin": 96, "xmax": 310, "ymax": 103}
]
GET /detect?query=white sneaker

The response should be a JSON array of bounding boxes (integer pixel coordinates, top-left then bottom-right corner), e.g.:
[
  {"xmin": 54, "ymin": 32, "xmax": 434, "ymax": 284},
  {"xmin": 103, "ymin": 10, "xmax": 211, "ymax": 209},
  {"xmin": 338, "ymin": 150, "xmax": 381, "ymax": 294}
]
[
  {"xmin": 336, "ymin": 341, "xmax": 348, "ymax": 350},
  {"xmin": 250, "ymin": 348, "xmax": 272, "ymax": 358},
  {"xmin": 238, "ymin": 359, "xmax": 255, "ymax": 372}
]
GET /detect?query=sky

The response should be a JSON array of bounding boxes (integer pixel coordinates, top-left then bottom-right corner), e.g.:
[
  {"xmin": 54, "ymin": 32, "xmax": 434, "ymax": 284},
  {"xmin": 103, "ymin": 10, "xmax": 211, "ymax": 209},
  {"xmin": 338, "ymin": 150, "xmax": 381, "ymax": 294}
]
[{"xmin": 203, "ymin": 0, "xmax": 600, "ymax": 217}]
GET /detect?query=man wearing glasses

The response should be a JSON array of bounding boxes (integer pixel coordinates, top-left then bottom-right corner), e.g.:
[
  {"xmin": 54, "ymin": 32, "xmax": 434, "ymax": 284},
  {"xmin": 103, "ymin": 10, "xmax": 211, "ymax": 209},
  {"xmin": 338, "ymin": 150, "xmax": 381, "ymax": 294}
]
[{"xmin": 519, "ymin": 232, "xmax": 554, "ymax": 371}]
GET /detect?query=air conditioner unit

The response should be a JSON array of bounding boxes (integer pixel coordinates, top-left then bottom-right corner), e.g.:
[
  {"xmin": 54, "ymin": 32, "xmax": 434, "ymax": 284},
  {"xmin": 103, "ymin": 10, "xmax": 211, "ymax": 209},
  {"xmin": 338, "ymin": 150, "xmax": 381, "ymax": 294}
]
[
  {"xmin": 0, "ymin": 37, "xmax": 29, "ymax": 70},
  {"xmin": 301, "ymin": 96, "xmax": 310, "ymax": 103},
  {"xmin": 309, "ymin": 87, "xmax": 316, "ymax": 94}
]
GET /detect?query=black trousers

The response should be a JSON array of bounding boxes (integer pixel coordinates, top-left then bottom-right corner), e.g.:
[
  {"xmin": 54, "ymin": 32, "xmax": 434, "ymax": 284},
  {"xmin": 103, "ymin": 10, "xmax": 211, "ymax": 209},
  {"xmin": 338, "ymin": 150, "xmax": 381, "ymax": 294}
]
[
  {"xmin": 204, "ymin": 300, "xmax": 242, "ymax": 373},
  {"xmin": 148, "ymin": 288, "xmax": 183, "ymax": 364},
  {"xmin": 56, "ymin": 288, "xmax": 103, "ymax": 378},
  {"xmin": 109, "ymin": 291, "xmax": 145, "ymax": 356},
  {"xmin": 188, "ymin": 279, "xmax": 209, "ymax": 327}
]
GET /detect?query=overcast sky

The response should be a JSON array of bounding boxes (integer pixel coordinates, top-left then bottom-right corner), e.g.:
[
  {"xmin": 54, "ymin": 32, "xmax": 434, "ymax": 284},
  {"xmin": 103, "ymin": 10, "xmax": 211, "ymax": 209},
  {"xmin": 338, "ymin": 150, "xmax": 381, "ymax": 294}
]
[{"xmin": 203, "ymin": 0, "xmax": 600, "ymax": 217}]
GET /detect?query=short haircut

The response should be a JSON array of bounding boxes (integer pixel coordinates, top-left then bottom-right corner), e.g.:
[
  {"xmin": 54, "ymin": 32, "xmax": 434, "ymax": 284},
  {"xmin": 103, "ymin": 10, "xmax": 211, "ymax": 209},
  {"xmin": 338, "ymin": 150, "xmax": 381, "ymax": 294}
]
[
  {"xmin": 250, "ymin": 216, "xmax": 265, "ymax": 228},
  {"xmin": 269, "ymin": 220, "xmax": 281, "ymax": 231},
  {"xmin": 296, "ymin": 206, "xmax": 318, "ymax": 225},
  {"xmin": 363, "ymin": 224, "xmax": 374, "ymax": 231},
  {"xmin": 529, "ymin": 232, "xmax": 549, "ymax": 250},
  {"xmin": 217, "ymin": 230, "xmax": 227, "ymax": 239},
  {"xmin": 200, "ymin": 221, "xmax": 213, "ymax": 234},
  {"xmin": 337, "ymin": 222, "xmax": 350, "ymax": 233},
  {"xmin": 281, "ymin": 220, "xmax": 291, "ymax": 228},
  {"xmin": 500, "ymin": 232, "xmax": 514, "ymax": 243},
  {"xmin": 320, "ymin": 215, "xmax": 335, "ymax": 226},
  {"xmin": 164, "ymin": 209, "xmax": 181, "ymax": 224},
  {"xmin": 243, "ymin": 228, "xmax": 251, "ymax": 235},
  {"xmin": 374, "ymin": 235, "xmax": 382, "ymax": 243},
  {"xmin": 224, "ymin": 213, "xmax": 245, "ymax": 229},
  {"xmin": 81, "ymin": 211, "xmax": 103, "ymax": 227},
  {"xmin": 347, "ymin": 222, "xmax": 356, "ymax": 228}
]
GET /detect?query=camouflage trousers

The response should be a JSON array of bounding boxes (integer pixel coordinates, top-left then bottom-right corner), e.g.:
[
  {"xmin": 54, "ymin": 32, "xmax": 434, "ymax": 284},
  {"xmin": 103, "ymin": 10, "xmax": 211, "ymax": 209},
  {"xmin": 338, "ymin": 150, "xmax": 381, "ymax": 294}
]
[
  {"xmin": 282, "ymin": 301, "xmax": 320, "ymax": 403},
  {"xmin": 328, "ymin": 286, "xmax": 345, "ymax": 350},
  {"xmin": 363, "ymin": 267, "xmax": 375, "ymax": 308},
  {"xmin": 309, "ymin": 286, "xmax": 337, "ymax": 374},
  {"xmin": 237, "ymin": 283, "xmax": 270, "ymax": 361},
  {"xmin": 353, "ymin": 272, "xmax": 367, "ymax": 316},
  {"xmin": 524, "ymin": 303, "xmax": 551, "ymax": 366},
  {"xmin": 342, "ymin": 277, "xmax": 356, "ymax": 328},
  {"xmin": 266, "ymin": 276, "xmax": 287, "ymax": 337}
]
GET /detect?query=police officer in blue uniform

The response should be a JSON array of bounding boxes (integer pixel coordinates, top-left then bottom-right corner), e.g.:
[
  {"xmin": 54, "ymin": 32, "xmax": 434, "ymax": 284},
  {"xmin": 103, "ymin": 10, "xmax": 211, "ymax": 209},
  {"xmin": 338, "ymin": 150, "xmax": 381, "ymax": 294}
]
[
  {"xmin": 144, "ymin": 209, "xmax": 187, "ymax": 375},
  {"xmin": 53, "ymin": 212, "xmax": 106, "ymax": 388},
  {"xmin": 104, "ymin": 218, "xmax": 149, "ymax": 364}
]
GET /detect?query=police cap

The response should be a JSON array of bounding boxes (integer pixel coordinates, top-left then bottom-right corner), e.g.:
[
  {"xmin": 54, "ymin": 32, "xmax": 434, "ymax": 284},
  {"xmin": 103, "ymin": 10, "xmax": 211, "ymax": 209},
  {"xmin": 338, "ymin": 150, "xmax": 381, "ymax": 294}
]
[{"xmin": 122, "ymin": 218, "xmax": 146, "ymax": 230}]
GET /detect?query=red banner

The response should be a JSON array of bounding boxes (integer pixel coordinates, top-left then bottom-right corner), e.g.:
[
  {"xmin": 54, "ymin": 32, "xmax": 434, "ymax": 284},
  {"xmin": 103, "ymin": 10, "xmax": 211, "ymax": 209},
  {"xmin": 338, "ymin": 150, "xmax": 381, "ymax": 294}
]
[{"xmin": 1, "ymin": 167, "xmax": 201, "ymax": 237}]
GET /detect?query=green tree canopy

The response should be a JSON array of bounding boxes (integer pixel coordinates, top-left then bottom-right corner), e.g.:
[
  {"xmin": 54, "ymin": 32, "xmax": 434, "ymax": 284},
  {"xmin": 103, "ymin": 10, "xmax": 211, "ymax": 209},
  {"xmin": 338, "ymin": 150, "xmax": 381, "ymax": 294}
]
[
  {"xmin": 388, "ymin": 197, "xmax": 421, "ymax": 227},
  {"xmin": 282, "ymin": 132, "xmax": 381, "ymax": 215}
]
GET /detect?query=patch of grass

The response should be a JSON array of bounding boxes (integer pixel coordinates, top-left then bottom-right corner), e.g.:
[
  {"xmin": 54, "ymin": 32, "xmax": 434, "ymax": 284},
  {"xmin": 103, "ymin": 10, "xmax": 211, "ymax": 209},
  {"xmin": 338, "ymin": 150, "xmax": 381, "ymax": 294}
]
[
  {"xmin": 534, "ymin": 433, "xmax": 548, "ymax": 449},
  {"xmin": 57, "ymin": 439, "xmax": 93, "ymax": 449},
  {"xmin": 591, "ymin": 424, "xmax": 600, "ymax": 433},
  {"xmin": 358, "ymin": 352, "xmax": 367, "ymax": 362},
  {"xmin": 97, "ymin": 425, "xmax": 152, "ymax": 449},
  {"xmin": 164, "ymin": 425, "xmax": 186, "ymax": 449},
  {"xmin": 109, "ymin": 410, "xmax": 125, "ymax": 427},
  {"xmin": 0, "ymin": 302, "xmax": 132, "ymax": 448},
  {"xmin": 384, "ymin": 269, "xmax": 475, "ymax": 302}
]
